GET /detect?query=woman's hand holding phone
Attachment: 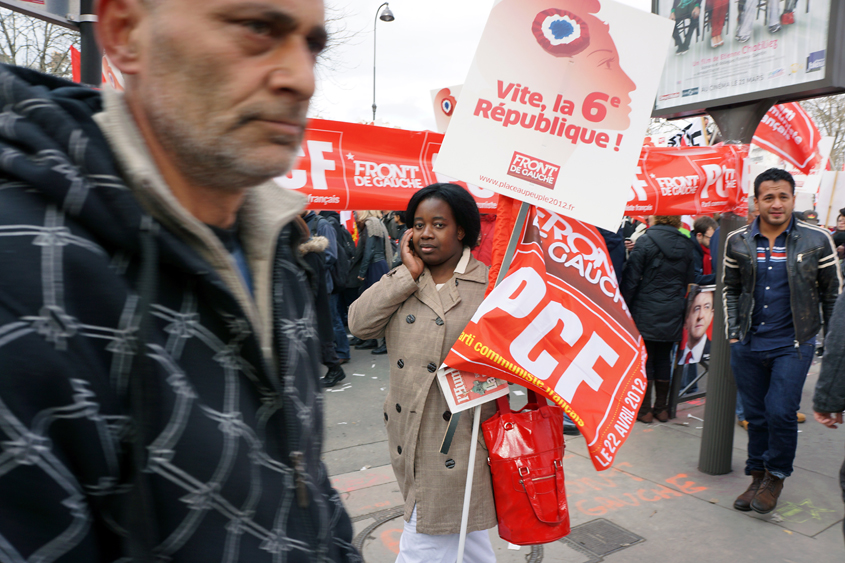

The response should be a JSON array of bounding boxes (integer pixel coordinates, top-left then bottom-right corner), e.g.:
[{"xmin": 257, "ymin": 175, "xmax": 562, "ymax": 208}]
[{"xmin": 400, "ymin": 230, "xmax": 424, "ymax": 280}]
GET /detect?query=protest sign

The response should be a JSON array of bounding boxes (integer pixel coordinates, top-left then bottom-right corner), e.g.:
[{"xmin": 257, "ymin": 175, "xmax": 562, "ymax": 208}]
[
  {"xmin": 678, "ymin": 285, "xmax": 716, "ymax": 366},
  {"xmin": 433, "ymin": 0, "xmax": 672, "ymax": 230},
  {"xmin": 443, "ymin": 206, "xmax": 647, "ymax": 470},
  {"xmin": 752, "ymin": 103, "xmax": 823, "ymax": 174},
  {"xmin": 626, "ymin": 145, "xmax": 748, "ymax": 216},
  {"xmin": 431, "ymin": 85, "xmax": 462, "ymax": 134}
]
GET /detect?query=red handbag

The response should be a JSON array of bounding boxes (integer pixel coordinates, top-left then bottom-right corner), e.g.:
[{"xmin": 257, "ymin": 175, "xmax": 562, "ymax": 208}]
[{"xmin": 482, "ymin": 391, "xmax": 570, "ymax": 545}]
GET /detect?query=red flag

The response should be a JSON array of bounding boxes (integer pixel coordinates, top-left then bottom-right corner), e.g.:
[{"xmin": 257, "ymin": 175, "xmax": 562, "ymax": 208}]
[
  {"xmin": 280, "ymin": 119, "xmax": 499, "ymax": 212},
  {"xmin": 443, "ymin": 206, "xmax": 647, "ymax": 471},
  {"xmin": 626, "ymin": 145, "xmax": 748, "ymax": 217},
  {"xmin": 753, "ymin": 103, "xmax": 823, "ymax": 174},
  {"xmin": 69, "ymin": 46, "xmax": 81, "ymax": 84}
]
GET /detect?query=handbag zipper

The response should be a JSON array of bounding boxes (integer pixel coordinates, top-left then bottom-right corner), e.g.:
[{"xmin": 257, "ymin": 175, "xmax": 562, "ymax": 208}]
[{"xmin": 521, "ymin": 474, "xmax": 555, "ymax": 484}]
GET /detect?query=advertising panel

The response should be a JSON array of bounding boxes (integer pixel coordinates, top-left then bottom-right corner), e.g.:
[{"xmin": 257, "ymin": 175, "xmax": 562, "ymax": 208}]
[
  {"xmin": 653, "ymin": 0, "xmax": 844, "ymax": 117},
  {"xmin": 433, "ymin": 0, "xmax": 673, "ymax": 231}
]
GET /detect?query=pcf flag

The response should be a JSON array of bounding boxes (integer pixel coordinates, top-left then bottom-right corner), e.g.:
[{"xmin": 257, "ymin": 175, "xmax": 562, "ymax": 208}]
[{"xmin": 443, "ymin": 206, "xmax": 647, "ymax": 470}]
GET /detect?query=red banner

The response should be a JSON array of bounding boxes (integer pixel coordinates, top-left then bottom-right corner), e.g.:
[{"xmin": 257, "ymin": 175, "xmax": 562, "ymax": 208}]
[
  {"xmin": 625, "ymin": 145, "xmax": 748, "ymax": 217},
  {"xmin": 753, "ymin": 103, "xmax": 822, "ymax": 174},
  {"xmin": 277, "ymin": 120, "xmax": 749, "ymax": 217},
  {"xmin": 277, "ymin": 119, "xmax": 499, "ymax": 212},
  {"xmin": 443, "ymin": 206, "xmax": 647, "ymax": 471}
]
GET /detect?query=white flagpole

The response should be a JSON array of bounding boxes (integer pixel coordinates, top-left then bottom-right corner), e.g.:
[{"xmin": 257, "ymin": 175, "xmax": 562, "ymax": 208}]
[
  {"xmin": 456, "ymin": 405, "xmax": 482, "ymax": 563},
  {"xmin": 458, "ymin": 201, "xmax": 529, "ymax": 562}
]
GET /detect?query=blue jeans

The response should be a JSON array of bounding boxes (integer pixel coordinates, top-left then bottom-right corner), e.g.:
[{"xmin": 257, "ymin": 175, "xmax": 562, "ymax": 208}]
[
  {"xmin": 735, "ymin": 392, "xmax": 744, "ymax": 421},
  {"xmin": 730, "ymin": 341, "xmax": 813, "ymax": 478},
  {"xmin": 330, "ymin": 293, "xmax": 350, "ymax": 360}
]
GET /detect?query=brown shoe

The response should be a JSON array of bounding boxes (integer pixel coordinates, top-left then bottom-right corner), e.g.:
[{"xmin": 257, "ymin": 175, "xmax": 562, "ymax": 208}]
[
  {"xmin": 637, "ymin": 410, "xmax": 654, "ymax": 423},
  {"xmin": 653, "ymin": 380, "xmax": 671, "ymax": 422},
  {"xmin": 637, "ymin": 381, "xmax": 654, "ymax": 423},
  {"xmin": 751, "ymin": 471, "xmax": 784, "ymax": 514},
  {"xmin": 733, "ymin": 470, "xmax": 765, "ymax": 511}
]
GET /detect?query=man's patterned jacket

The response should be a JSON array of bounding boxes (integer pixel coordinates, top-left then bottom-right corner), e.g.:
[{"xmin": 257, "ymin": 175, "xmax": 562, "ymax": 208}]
[{"xmin": 0, "ymin": 65, "xmax": 358, "ymax": 562}]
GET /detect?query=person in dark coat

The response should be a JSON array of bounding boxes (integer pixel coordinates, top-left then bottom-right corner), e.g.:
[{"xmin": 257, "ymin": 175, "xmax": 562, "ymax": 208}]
[
  {"xmin": 813, "ymin": 291, "xmax": 845, "ymax": 538},
  {"xmin": 353, "ymin": 210, "xmax": 393, "ymax": 353},
  {"xmin": 598, "ymin": 226, "xmax": 626, "ymax": 285},
  {"xmin": 298, "ymin": 225, "xmax": 347, "ymax": 388},
  {"xmin": 622, "ymin": 216, "xmax": 696, "ymax": 422},
  {"xmin": 692, "ymin": 215, "xmax": 717, "ymax": 285},
  {"xmin": 0, "ymin": 0, "xmax": 358, "ymax": 555}
]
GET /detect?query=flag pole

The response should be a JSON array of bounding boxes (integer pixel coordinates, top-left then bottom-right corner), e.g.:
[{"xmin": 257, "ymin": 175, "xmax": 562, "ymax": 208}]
[
  {"xmin": 457, "ymin": 199, "xmax": 530, "ymax": 563},
  {"xmin": 456, "ymin": 405, "xmax": 482, "ymax": 563},
  {"xmin": 496, "ymin": 201, "xmax": 531, "ymax": 285}
]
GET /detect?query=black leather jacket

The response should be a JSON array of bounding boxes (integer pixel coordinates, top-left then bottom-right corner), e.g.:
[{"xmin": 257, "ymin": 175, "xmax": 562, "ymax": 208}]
[{"xmin": 723, "ymin": 216, "xmax": 842, "ymax": 344}]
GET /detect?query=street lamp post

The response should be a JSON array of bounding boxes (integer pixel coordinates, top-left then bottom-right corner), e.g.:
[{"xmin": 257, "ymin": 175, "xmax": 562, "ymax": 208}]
[{"xmin": 372, "ymin": 2, "xmax": 395, "ymax": 123}]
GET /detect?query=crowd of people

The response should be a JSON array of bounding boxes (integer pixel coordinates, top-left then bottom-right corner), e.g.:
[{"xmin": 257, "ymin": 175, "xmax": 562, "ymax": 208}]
[{"xmin": 1, "ymin": 0, "xmax": 845, "ymax": 558}]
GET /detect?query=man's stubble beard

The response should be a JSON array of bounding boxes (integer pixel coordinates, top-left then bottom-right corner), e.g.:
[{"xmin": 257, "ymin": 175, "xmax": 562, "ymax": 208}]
[{"xmin": 141, "ymin": 33, "xmax": 306, "ymax": 193}]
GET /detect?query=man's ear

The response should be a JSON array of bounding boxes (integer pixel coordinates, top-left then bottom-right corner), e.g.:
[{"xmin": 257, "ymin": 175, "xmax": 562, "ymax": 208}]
[{"xmin": 97, "ymin": 0, "xmax": 146, "ymax": 75}]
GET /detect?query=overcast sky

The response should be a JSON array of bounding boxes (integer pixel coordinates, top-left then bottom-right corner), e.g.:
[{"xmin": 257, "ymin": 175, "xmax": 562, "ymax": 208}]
[{"xmin": 311, "ymin": 0, "xmax": 654, "ymax": 131}]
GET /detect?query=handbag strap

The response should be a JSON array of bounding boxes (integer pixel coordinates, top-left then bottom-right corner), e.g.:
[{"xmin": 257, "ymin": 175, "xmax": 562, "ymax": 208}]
[
  {"xmin": 528, "ymin": 390, "xmax": 547, "ymax": 406},
  {"xmin": 519, "ymin": 459, "xmax": 567, "ymax": 525},
  {"xmin": 497, "ymin": 389, "xmax": 550, "ymax": 416},
  {"xmin": 495, "ymin": 395, "xmax": 510, "ymax": 414}
]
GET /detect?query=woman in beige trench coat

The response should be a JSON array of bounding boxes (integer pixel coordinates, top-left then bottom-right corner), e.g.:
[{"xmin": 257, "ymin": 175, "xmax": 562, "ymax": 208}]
[{"xmin": 349, "ymin": 184, "xmax": 498, "ymax": 562}]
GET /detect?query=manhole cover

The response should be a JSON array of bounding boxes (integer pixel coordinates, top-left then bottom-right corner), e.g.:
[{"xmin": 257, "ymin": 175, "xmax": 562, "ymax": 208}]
[{"xmin": 562, "ymin": 518, "xmax": 644, "ymax": 557}]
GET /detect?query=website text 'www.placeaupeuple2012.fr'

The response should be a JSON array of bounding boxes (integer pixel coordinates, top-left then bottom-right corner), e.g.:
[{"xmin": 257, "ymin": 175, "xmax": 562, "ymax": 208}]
[{"xmin": 479, "ymin": 175, "xmax": 574, "ymax": 211}]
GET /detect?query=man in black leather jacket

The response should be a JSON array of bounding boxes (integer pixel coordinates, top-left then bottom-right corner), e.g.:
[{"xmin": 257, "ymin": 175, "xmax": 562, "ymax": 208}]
[{"xmin": 725, "ymin": 168, "xmax": 842, "ymax": 516}]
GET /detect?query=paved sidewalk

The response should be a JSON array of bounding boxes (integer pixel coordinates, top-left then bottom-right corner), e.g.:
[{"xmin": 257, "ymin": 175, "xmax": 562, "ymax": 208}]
[{"xmin": 327, "ymin": 358, "xmax": 845, "ymax": 562}]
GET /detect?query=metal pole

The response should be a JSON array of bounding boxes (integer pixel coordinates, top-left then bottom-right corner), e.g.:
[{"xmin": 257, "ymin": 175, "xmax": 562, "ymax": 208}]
[
  {"xmin": 495, "ymin": 202, "xmax": 530, "ymax": 286},
  {"xmin": 456, "ymin": 405, "xmax": 482, "ymax": 563},
  {"xmin": 79, "ymin": 0, "xmax": 100, "ymax": 86},
  {"xmin": 698, "ymin": 98, "xmax": 775, "ymax": 475},
  {"xmin": 372, "ymin": 2, "xmax": 389, "ymax": 123}
]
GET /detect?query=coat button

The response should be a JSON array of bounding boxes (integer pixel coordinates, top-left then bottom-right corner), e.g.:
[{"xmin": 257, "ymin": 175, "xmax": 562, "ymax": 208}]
[
  {"xmin": 397, "ymin": 359, "xmax": 404, "ymax": 368},
  {"xmin": 396, "ymin": 403, "xmax": 402, "ymax": 413},
  {"xmin": 443, "ymin": 411, "xmax": 451, "ymax": 421},
  {"xmin": 445, "ymin": 459, "xmax": 456, "ymax": 469},
  {"xmin": 384, "ymin": 412, "xmax": 388, "ymax": 422},
  {"xmin": 406, "ymin": 314, "xmax": 416, "ymax": 324},
  {"xmin": 435, "ymin": 317, "xmax": 444, "ymax": 326},
  {"xmin": 398, "ymin": 446, "xmax": 403, "ymax": 454},
  {"xmin": 427, "ymin": 363, "xmax": 437, "ymax": 373}
]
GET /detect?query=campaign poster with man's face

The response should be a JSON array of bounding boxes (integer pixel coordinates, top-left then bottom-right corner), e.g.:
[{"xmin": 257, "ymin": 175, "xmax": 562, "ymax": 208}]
[{"xmin": 679, "ymin": 284, "xmax": 715, "ymax": 365}]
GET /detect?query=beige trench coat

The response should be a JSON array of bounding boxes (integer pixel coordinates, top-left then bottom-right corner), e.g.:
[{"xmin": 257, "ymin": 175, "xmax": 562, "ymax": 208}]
[{"xmin": 349, "ymin": 254, "xmax": 497, "ymax": 535}]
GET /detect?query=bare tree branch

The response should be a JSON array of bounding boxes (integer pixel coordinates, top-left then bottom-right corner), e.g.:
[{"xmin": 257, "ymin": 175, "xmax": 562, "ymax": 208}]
[
  {"xmin": 801, "ymin": 94, "xmax": 845, "ymax": 170},
  {"xmin": 0, "ymin": 8, "xmax": 79, "ymax": 78}
]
